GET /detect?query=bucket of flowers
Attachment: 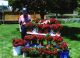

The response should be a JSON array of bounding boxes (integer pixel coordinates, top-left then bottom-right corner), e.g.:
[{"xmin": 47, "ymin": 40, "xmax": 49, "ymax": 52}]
[
  {"xmin": 59, "ymin": 42, "xmax": 69, "ymax": 58},
  {"xmin": 12, "ymin": 39, "xmax": 26, "ymax": 56}
]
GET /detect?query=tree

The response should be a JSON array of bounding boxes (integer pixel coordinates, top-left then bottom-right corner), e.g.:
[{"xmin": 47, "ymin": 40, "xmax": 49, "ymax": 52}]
[{"xmin": 8, "ymin": 0, "xmax": 78, "ymax": 19}]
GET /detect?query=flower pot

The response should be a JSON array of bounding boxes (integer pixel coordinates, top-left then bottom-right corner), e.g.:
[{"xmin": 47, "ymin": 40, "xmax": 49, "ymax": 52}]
[{"xmin": 13, "ymin": 46, "xmax": 21, "ymax": 56}]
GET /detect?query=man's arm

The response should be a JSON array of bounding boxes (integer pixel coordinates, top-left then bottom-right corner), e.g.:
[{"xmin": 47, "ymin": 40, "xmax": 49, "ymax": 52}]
[{"xmin": 18, "ymin": 16, "xmax": 22, "ymax": 32}]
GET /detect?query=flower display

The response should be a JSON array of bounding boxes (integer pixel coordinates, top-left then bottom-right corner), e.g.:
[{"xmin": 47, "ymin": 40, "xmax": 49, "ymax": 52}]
[{"xmin": 12, "ymin": 18, "xmax": 69, "ymax": 57}]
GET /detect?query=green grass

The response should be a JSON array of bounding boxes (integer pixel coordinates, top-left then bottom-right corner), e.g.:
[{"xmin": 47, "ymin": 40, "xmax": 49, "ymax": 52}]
[
  {"xmin": 0, "ymin": 23, "xmax": 80, "ymax": 58},
  {"xmin": 0, "ymin": 24, "xmax": 21, "ymax": 58},
  {"xmin": 61, "ymin": 22, "xmax": 80, "ymax": 28}
]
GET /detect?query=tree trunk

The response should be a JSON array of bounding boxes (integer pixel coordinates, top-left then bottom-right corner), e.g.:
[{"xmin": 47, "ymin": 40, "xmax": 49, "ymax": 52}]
[{"xmin": 40, "ymin": 13, "xmax": 45, "ymax": 19}]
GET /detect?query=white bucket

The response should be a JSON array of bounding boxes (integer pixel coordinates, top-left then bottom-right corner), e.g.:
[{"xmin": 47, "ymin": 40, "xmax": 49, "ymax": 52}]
[{"xmin": 12, "ymin": 46, "xmax": 21, "ymax": 56}]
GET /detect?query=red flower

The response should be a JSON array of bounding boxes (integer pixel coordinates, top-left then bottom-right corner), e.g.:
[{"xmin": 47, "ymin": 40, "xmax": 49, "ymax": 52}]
[
  {"xmin": 50, "ymin": 24, "xmax": 62, "ymax": 30},
  {"xmin": 37, "ymin": 35, "xmax": 45, "ymax": 40},
  {"xmin": 37, "ymin": 24, "xmax": 43, "ymax": 33},
  {"xmin": 52, "ymin": 48, "xmax": 58, "ymax": 55},
  {"xmin": 31, "ymin": 35, "xmax": 37, "ymax": 40},
  {"xmin": 44, "ymin": 49, "xmax": 52, "ymax": 55},
  {"xmin": 37, "ymin": 24, "xmax": 43, "ymax": 29},
  {"xmin": 60, "ymin": 42, "xmax": 68, "ymax": 49},
  {"xmin": 50, "ymin": 18, "xmax": 59, "ymax": 24},
  {"xmin": 42, "ymin": 24, "xmax": 50, "ymax": 29},
  {"xmin": 13, "ymin": 39, "xmax": 26, "ymax": 47},
  {"xmin": 24, "ymin": 35, "xmax": 32, "ymax": 41},
  {"xmin": 24, "ymin": 35, "xmax": 37, "ymax": 41},
  {"xmin": 53, "ymin": 36, "xmax": 63, "ymax": 42}
]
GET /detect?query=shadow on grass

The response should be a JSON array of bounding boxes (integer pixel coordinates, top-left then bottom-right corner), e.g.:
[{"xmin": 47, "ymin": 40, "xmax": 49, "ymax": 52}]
[{"xmin": 61, "ymin": 26, "xmax": 80, "ymax": 41}]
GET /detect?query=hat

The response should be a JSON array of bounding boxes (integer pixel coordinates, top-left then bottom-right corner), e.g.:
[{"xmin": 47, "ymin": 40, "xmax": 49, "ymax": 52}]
[{"xmin": 22, "ymin": 7, "xmax": 28, "ymax": 14}]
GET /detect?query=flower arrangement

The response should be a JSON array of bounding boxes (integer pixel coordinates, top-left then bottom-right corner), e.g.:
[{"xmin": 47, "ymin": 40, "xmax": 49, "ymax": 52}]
[
  {"xmin": 12, "ymin": 18, "xmax": 69, "ymax": 57},
  {"xmin": 60, "ymin": 42, "xmax": 68, "ymax": 50},
  {"xmin": 42, "ymin": 24, "xmax": 50, "ymax": 33},
  {"xmin": 12, "ymin": 39, "xmax": 26, "ymax": 47}
]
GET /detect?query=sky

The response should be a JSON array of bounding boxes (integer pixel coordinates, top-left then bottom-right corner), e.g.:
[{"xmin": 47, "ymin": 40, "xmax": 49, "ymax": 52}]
[{"xmin": 0, "ymin": 0, "xmax": 8, "ymax": 6}]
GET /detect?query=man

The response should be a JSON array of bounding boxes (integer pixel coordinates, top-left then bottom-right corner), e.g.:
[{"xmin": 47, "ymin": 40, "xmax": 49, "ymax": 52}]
[{"xmin": 19, "ymin": 8, "xmax": 31, "ymax": 39}]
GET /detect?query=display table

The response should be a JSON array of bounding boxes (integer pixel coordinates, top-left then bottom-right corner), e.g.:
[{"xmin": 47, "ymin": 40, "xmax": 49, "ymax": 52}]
[{"xmin": 12, "ymin": 18, "xmax": 69, "ymax": 58}]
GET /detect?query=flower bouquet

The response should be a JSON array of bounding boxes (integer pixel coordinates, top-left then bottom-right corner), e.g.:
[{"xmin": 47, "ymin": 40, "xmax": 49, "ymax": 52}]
[
  {"xmin": 37, "ymin": 24, "xmax": 43, "ymax": 33},
  {"xmin": 12, "ymin": 39, "xmax": 26, "ymax": 56},
  {"xmin": 53, "ymin": 36, "xmax": 63, "ymax": 43},
  {"xmin": 12, "ymin": 39, "xmax": 26, "ymax": 47},
  {"xmin": 42, "ymin": 24, "xmax": 50, "ymax": 33}
]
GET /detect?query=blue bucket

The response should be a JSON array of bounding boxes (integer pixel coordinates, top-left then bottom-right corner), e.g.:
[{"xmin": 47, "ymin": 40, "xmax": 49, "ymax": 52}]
[{"xmin": 59, "ymin": 50, "xmax": 69, "ymax": 58}]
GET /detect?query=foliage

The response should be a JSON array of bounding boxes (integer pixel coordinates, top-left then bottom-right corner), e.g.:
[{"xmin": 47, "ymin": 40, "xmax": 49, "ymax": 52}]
[{"xmin": 8, "ymin": 0, "xmax": 78, "ymax": 15}]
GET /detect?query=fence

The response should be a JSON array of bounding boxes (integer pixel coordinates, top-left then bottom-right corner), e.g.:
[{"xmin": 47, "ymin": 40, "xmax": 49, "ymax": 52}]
[{"xmin": 57, "ymin": 18, "xmax": 80, "ymax": 23}]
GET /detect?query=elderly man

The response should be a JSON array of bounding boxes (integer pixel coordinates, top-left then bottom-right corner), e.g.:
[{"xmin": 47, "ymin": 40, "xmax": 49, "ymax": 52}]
[{"xmin": 19, "ymin": 8, "xmax": 31, "ymax": 39}]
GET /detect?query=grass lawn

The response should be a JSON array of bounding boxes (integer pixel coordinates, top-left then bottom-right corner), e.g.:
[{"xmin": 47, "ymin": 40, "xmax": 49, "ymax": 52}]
[{"xmin": 0, "ymin": 23, "xmax": 80, "ymax": 58}]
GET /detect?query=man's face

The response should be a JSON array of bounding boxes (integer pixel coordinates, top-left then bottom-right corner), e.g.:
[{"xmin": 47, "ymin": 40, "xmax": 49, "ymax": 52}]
[{"xmin": 23, "ymin": 13, "xmax": 28, "ymax": 18}]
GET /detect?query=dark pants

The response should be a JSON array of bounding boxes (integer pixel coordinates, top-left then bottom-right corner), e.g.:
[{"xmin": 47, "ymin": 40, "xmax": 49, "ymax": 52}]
[{"xmin": 21, "ymin": 25, "xmax": 27, "ymax": 39}]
